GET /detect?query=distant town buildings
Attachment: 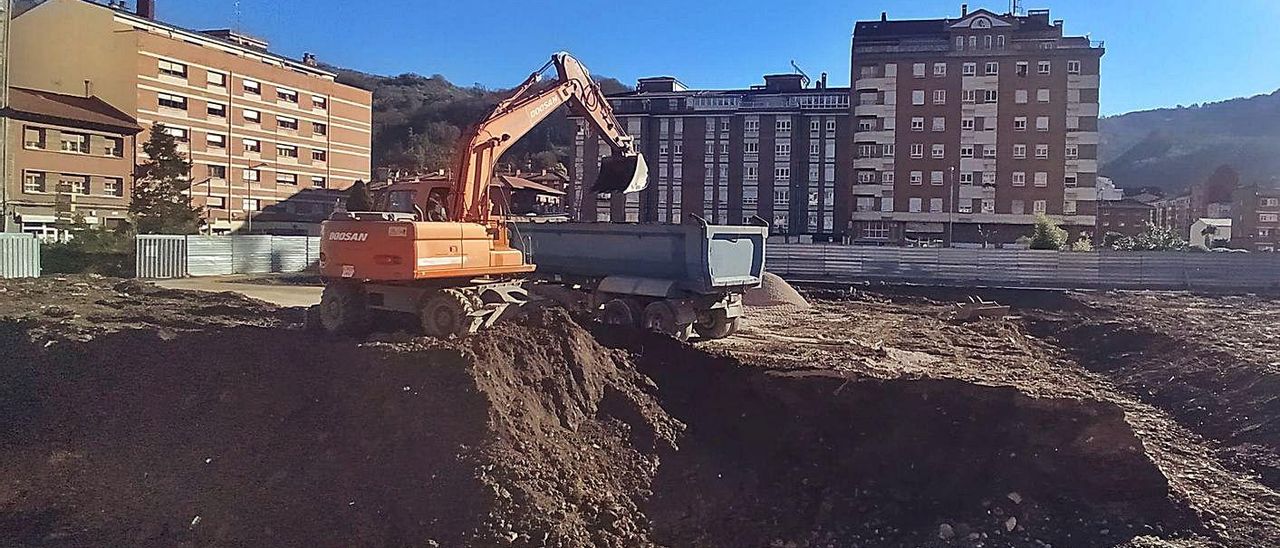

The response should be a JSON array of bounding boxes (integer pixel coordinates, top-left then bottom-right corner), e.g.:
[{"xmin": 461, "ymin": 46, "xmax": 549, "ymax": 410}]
[
  {"xmin": 4, "ymin": 0, "xmax": 372, "ymax": 235},
  {"xmin": 1230, "ymin": 185, "xmax": 1280, "ymax": 252},
  {"xmin": 1095, "ymin": 198, "xmax": 1154, "ymax": 241},
  {"xmin": 572, "ymin": 74, "xmax": 849, "ymax": 238}
]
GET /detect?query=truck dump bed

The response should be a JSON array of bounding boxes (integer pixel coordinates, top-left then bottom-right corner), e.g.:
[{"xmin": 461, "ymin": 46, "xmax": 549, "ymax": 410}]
[{"xmin": 513, "ymin": 221, "xmax": 767, "ymax": 295}]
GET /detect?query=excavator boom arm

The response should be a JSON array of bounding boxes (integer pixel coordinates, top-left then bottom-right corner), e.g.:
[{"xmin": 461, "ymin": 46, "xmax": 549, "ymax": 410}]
[{"xmin": 451, "ymin": 52, "xmax": 646, "ymax": 222}]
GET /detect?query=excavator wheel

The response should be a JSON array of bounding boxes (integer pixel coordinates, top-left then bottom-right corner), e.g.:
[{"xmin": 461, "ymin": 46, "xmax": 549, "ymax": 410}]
[
  {"xmin": 694, "ymin": 310, "xmax": 740, "ymax": 340},
  {"xmin": 420, "ymin": 289, "xmax": 478, "ymax": 339},
  {"xmin": 318, "ymin": 281, "xmax": 369, "ymax": 336},
  {"xmin": 642, "ymin": 301, "xmax": 693, "ymax": 342},
  {"xmin": 599, "ymin": 298, "xmax": 641, "ymax": 327}
]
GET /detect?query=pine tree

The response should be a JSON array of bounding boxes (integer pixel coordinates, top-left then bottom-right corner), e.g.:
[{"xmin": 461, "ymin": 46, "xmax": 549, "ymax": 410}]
[{"xmin": 130, "ymin": 123, "xmax": 201, "ymax": 234}]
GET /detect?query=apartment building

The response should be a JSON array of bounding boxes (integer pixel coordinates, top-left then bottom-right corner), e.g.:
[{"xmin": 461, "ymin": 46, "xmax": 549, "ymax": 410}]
[
  {"xmin": 570, "ymin": 74, "xmax": 850, "ymax": 238},
  {"xmin": 1230, "ymin": 185, "xmax": 1280, "ymax": 252},
  {"xmin": 4, "ymin": 87, "xmax": 140, "ymax": 237},
  {"xmin": 9, "ymin": 0, "xmax": 372, "ymax": 232},
  {"xmin": 849, "ymin": 7, "xmax": 1104, "ymax": 244}
]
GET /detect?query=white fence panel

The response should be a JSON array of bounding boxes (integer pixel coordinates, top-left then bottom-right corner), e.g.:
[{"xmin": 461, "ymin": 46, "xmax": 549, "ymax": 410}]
[
  {"xmin": 0, "ymin": 234, "xmax": 41, "ymax": 278},
  {"xmin": 135, "ymin": 235, "xmax": 187, "ymax": 279}
]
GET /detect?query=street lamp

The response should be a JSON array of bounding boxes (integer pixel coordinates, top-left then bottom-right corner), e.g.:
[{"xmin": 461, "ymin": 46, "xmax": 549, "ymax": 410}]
[
  {"xmin": 244, "ymin": 161, "xmax": 269, "ymax": 233},
  {"xmin": 947, "ymin": 166, "xmax": 956, "ymax": 247}
]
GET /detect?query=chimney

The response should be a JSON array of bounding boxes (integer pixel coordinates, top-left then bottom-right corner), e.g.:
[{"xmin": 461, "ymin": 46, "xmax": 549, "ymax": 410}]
[
  {"xmin": 136, "ymin": 0, "xmax": 155, "ymax": 19},
  {"xmin": 84, "ymin": 80, "xmax": 93, "ymax": 98},
  {"xmin": 302, "ymin": 53, "xmax": 319, "ymax": 67},
  {"xmin": 818, "ymin": 72, "xmax": 828, "ymax": 89},
  {"xmin": 961, "ymin": 3, "xmax": 968, "ymax": 16},
  {"xmin": 880, "ymin": 11, "xmax": 887, "ymax": 22}
]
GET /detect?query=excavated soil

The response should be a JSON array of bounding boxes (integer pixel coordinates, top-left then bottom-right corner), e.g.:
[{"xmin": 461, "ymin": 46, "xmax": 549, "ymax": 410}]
[{"xmin": 0, "ymin": 276, "xmax": 1273, "ymax": 547}]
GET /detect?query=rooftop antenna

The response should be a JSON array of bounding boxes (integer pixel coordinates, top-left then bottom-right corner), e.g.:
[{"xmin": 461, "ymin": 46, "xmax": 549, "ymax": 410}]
[
  {"xmin": 234, "ymin": 0, "xmax": 242, "ymax": 33},
  {"xmin": 1010, "ymin": 0, "xmax": 1024, "ymax": 16},
  {"xmin": 789, "ymin": 60, "xmax": 812, "ymax": 88}
]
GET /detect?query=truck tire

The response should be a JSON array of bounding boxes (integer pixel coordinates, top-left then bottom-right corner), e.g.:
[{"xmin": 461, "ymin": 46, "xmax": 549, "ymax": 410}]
[
  {"xmin": 599, "ymin": 298, "xmax": 641, "ymax": 327},
  {"xmin": 421, "ymin": 289, "xmax": 477, "ymax": 338},
  {"xmin": 694, "ymin": 311, "xmax": 740, "ymax": 340},
  {"xmin": 318, "ymin": 282, "xmax": 369, "ymax": 336},
  {"xmin": 642, "ymin": 301, "xmax": 693, "ymax": 342}
]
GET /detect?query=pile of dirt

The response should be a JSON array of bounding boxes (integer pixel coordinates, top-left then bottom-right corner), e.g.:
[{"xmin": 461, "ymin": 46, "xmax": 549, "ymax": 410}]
[
  {"xmin": 0, "ymin": 277, "xmax": 1214, "ymax": 547},
  {"xmin": 743, "ymin": 272, "xmax": 811, "ymax": 309}
]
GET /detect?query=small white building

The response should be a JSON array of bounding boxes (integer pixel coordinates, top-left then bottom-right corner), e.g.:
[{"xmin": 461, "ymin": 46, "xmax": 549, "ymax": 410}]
[{"xmin": 1190, "ymin": 218, "xmax": 1232, "ymax": 249}]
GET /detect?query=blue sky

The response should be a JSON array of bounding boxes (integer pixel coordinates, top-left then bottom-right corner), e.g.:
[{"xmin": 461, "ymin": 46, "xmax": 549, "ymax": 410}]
[{"xmin": 160, "ymin": 0, "xmax": 1280, "ymax": 116}]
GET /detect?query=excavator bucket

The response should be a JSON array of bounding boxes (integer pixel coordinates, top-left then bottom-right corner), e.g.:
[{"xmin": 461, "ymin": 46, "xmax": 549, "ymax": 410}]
[{"xmin": 592, "ymin": 153, "xmax": 649, "ymax": 194}]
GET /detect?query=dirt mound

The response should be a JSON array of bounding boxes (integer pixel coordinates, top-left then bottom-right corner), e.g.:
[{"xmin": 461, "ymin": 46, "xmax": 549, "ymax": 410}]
[{"xmin": 744, "ymin": 272, "xmax": 811, "ymax": 308}]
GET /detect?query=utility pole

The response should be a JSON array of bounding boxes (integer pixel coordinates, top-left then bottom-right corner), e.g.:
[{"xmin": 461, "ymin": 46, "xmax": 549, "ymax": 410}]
[
  {"xmin": 0, "ymin": 0, "xmax": 12, "ymax": 232},
  {"xmin": 947, "ymin": 166, "xmax": 955, "ymax": 247}
]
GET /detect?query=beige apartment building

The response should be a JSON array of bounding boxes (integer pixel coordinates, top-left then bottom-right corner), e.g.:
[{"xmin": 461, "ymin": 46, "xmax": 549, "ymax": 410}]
[{"xmin": 8, "ymin": 0, "xmax": 372, "ymax": 232}]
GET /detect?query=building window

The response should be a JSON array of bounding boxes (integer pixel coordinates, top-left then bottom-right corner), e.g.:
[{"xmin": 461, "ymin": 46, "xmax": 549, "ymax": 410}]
[
  {"xmin": 103, "ymin": 177, "xmax": 123, "ymax": 197},
  {"xmin": 61, "ymin": 174, "xmax": 90, "ymax": 195},
  {"xmin": 207, "ymin": 101, "xmax": 227, "ymax": 118},
  {"xmin": 311, "ymin": 176, "xmax": 327, "ymax": 188},
  {"xmin": 857, "ymin": 143, "xmax": 876, "ymax": 158},
  {"xmin": 1260, "ymin": 213, "xmax": 1279, "ymax": 223},
  {"xmin": 243, "ymin": 198, "xmax": 262, "ymax": 211},
  {"xmin": 825, "ymin": 119, "xmax": 836, "ymax": 133},
  {"xmin": 1065, "ymin": 175, "xmax": 1078, "ymax": 187},
  {"xmin": 968, "ymin": 36, "xmax": 977, "ymax": 49},
  {"xmin": 1036, "ymin": 116, "xmax": 1050, "ymax": 131},
  {"xmin": 1016, "ymin": 89, "xmax": 1028, "ymax": 104},
  {"xmin": 1036, "ymin": 144, "xmax": 1050, "ymax": 159},
  {"xmin": 1066, "ymin": 145, "xmax": 1079, "ymax": 159},
  {"xmin": 930, "ymin": 197, "xmax": 943, "ymax": 212},
  {"xmin": 277, "ymin": 173, "xmax": 298, "ymax": 185},
  {"xmin": 312, "ymin": 149, "xmax": 327, "ymax": 162},
  {"xmin": 910, "ymin": 171, "xmax": 923, "ymax": 185},
  {"xmin": 1038, "ymin": 89, "xmax": 1051, "ymax": 103},
  {"xmin": 933, "ymin": 62, "xmax": 947, "ymax": 76},
  {"xmin": 23, "ymin": 127, "xmax": 46, "ymax": 149},
  {"xmin": 882, "ymin": 144, "xmax": 895, "ymax": 157},
  {"xmin": 104, "ymin": 137, "xmax": 123, "ymax": 157},
  {"xmin": 955, "ymin": 36, "xmax": 965, "ymax": 50},
  {"xmin": 984, "ymin": 89, "xmax": 998, "ymax": 103},
  {"xmin": 962, "ymin": 89, "xmax": 976, "ymax": 104},
  {"xmin": 277, "ymin": 88, "xmax": 299, "ymax": 103},
  {"xmin": 244, "ymin": 168, "xmax": 260, "ymax": 182},
  {"xmin": 933, "ymin": 89, "xmax": 946, "ymax": 105},
  {"xmin": 209, "ymin": 164, "xmax": 227, "ymax": 179},
  {"xmin": 163, "ymin": 126, "xmax": 188, "ymax": 142},
  {"xmin": 60, "ymin": 132, "xmax": 90, "ymax": 153},
  {"xmin": 857, "ymin": 171, "xmax": 876, "ymax": 184},
  {"xmin": 1016, "ymin": 61, "xmax": 1029, "ymax": 76},
  {"xmin": 207, "ymin": 133, "xmax": 226, "ymax": 148},
  {"xmin": 857, "ymin": 118, "xmax": 875, "ymax": 131},
  {"xmin": 775, "ymin": 166, "xmax": 790, "ymax": 180},
  {"xmin": 1038, "ymin": 61, "xmax": 1052, "ymax": 74},
  {"xmin": 313, "ymin": 122, "xmax": 328, "ymax": 136},
  {"xmin": 1033, "ymin": 200, "xmax": 1047, "ymax": 215},
  {"xmin": 23, "ymin": 171, "xmax": 46, "ymax": 193},
  {"xmin": 745, "ymin": 119, "xmax": 759, "ymax": 132},
  {"xmin": 158, "ymin": 92, "xmax": 187, "ymax": 111},
  {"xmin": 912, "ymin": 90, "xmax": 925, "ymax": 105},
  {"xmin": 1012, "ymin": 172, "xmax": 1026, "ymax": 187},
  {"xmin": 1262, "ymin": 198, "xmax": 1279, "ymax": 207},
  {"xmin": 1067, "ymin": 60, "xmax": 1081, "ymax": 75},
  {"xmin": 243, "ymin": 79, "xmax": 261, "ymax": 95},
  {"xmin": 985, "ymin": 62, "xmax": 999, "ymax": 75},
  {"xmin": 931, "ymin": 144, "xmax": 945, "ymax": 159},
  {"xmin": 930, "ymin": 171, "xmax": 944, "ymax": 185},
  {"xmin": 982, "ymin": 172, "xmax": 996, "ymax": 186},
  {"xmin": 882, "ymin": 171, "xmax": 895, "ymax": 184},
  {"xmin": 243, "ymin": 139, "xmax": 261, "ymax": 153},
  {"xmin": 207, "ymin": 71, "xmax": 227, "ymax": 87},
  {"xmin": 1034, "ymin": 172, "xmax": 1048, "ymax": 187},
  {"xmin": 982, "ymin": 145, "xmax": 996, "ymax": 159},
  {"xmin": 1014, "ymin": 117, "xmax": 1028, "ymax": 131},
  {"xmin": 773, "ymin": 188, "xmax": 789, "ymax": 206},
  {"xmin": 962, "ymin": 62, "xmax": 976, "ymax": 76},
  {"xmin": 912, "ymin": 63, "xmax": 925, "ymax": 77},
  {"xmin": 910, "ymin": 144, "xmax": 924, "ymax": 159},
  {"xmin": 278, "ymin": 116, "xmax": 299, "ymax": 130},
  {"xmin": 997, "ymin": 35, "xmax": 1006, "ymax": 48},
  {"xmin": 959, "ymin": 172, "xmax": 974, "ymax": 185},
  {"xmin": 158, "ymin": 59, "xmax": 187, "ymax": 79},
  {"xmin": 911, "ymin": 117, "xmax": 925, "ymax": 131},
  {"xmin": 1064, "ymin": 200, "xmax": 1077, "ymax": 214},
  {"xmin": 206, "ymin": 196, "xmax": 226, "ymax": 209},
  {"xmin": 776, "ymin": 119, "xmax": 791, "ymax": 132},
  {"xmin": 313, "ymin": 96, "xmax": 328, "ymax": 110},
  {"xmin": 1013, "ymin": 144, "xmax": 1027, "ymax": 159},
  {"xmin": 960, "ymin": 145, "xmax": 974, "ymax": 158},
  {"xmin": 909, "ymin": 197, "xmax": 923, "ymax": 212},
  {"xmin": 1011, "ymin": 200, "xmax": 1025, "ymax": 215},
  {"xmin": 277, "ymin": 144, "xmax": 299, "ymax": 158},
  {"xmin": 775, "ymin": 142, "xmax": 791, "ymax": 157},
  {"xmin": 932, "ymin": 117, "xmax": 945, "ymax": 132},
  {"xmin": 984, "ymin": 35, "xmax": 993, "ymax": 49},
  {"xmin": 244, "ymin": 109, "xmax": 261, "ymax": 124},
  {"xmin": 961, "ymin": 118, "xmax": 975, "ymax": 131}
]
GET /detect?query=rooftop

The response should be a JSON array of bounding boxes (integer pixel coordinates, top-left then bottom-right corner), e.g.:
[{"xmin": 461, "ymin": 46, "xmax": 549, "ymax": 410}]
[{"xmin": 5, "ymin": 87, "xmax": 140, "ymax": 133}]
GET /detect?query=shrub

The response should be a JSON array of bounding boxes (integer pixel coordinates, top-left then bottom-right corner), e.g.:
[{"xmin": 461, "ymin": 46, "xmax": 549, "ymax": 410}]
[{"xmin": 1028, "ymin": 214, "xmax": 1069, "ymax": 250}]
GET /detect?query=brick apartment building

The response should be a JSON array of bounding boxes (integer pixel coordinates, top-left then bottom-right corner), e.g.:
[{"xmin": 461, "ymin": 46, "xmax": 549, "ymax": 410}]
[
  {"xmin": 3, "ymin": 87, "xmax": 141, "ymax": 237},
  {"xmin": 1095, "ymin": 198, "xmax": 1154, "ymax": 241},
  {"xmin": 6, "ymin": 0, "xmax": 372, "ymax": 233},
  {"xmin": 570, "ymin": 74, "xmax": 850, "ymax": 238},
  {"xmin": 1231, "ymin": 185, "xmax": 1280, "ymax": 252},
  {"xmin": 848, "ymin": 7, "xmax": 1104, "ymax": 245}
]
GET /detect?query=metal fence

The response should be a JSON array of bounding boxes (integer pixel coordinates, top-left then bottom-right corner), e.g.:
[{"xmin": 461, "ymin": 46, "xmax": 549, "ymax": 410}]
[
  {"xmin": 136, "ymin": 235, "xmax": 321, "ymax": 279},
  {"xmin": 767, "ymin": 244, "xmax": 1280, "ymax": 291},
  {"xmin": 0, "ymin": 233, "xmax": 40, "ymax": 278}
]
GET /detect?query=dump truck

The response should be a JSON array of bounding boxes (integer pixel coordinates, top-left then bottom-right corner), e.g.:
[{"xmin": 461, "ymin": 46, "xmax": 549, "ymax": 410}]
[{"xmin": 514, "ymin": 218, "xmax": 767, "ymax": 340}]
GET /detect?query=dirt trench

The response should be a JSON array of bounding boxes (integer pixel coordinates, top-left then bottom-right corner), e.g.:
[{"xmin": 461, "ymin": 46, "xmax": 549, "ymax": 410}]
[{"xmin": 0, "ymin": 277, "xmax": 1208, "ymax": 547}]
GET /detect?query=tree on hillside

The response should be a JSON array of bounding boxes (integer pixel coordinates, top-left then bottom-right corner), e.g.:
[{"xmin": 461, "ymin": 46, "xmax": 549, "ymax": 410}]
[
  {"xmin": 1028, "ymin": 214, "xmax": 1069, "ymax": 250},
  {"xmin": 1201, "ymin": 164, "xmax": 1239, "ymax": 203},
  {"xmin": 130, "ymin": 123, "xmax": 200, "ymax": 234}
]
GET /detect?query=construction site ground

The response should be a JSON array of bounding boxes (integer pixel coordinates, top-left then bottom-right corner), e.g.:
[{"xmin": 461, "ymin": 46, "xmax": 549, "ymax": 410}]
[{"xmin": 1, "ymin": 275, "xmax": 1277, "ymax": 547}]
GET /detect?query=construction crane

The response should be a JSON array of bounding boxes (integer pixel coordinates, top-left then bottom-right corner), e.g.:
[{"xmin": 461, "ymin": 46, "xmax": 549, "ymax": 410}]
[{"xmin": 315, "ymin": 52, "xmax": 648, "ymax": 337}]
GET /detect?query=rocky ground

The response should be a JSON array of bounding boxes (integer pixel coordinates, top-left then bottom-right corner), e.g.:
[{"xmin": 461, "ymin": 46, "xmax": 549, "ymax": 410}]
[{"xmin": 0, "ymin": 275, "xmax": 1276, "ymax": 547}]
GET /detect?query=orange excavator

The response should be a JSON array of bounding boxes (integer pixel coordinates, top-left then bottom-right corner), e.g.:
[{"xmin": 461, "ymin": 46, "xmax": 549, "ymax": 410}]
[{"xmin": 316, "ymin": 52, "xmax": 647, "ymax": 337}]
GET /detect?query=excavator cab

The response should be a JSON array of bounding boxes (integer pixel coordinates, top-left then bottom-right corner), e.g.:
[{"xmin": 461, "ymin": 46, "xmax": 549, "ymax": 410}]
[{"xmin": 593, "ymin": 152, "xmax": 649, "ymax": 194}]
